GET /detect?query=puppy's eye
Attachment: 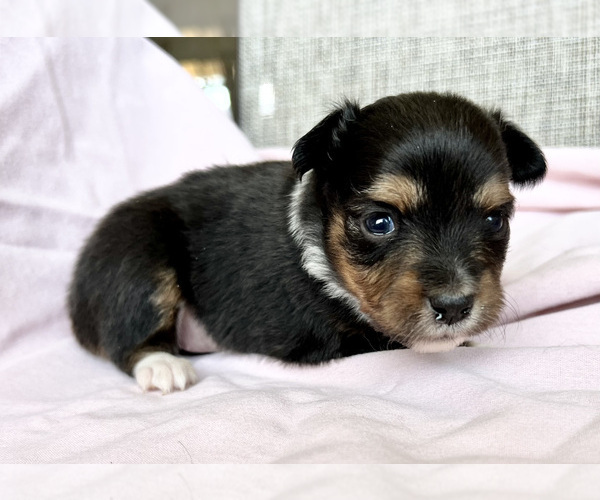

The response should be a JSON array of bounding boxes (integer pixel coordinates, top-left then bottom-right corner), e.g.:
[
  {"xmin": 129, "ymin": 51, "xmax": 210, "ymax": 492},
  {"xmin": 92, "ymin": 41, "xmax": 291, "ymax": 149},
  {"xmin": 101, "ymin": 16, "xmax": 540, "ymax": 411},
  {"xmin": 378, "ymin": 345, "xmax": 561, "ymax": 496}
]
[
  {"xmin": 485, "ymin": 212, "xmax": 504, "ymax": 232},
  {"xmin": 364, "ymin": 213, "xmax": 396, "ymax": 236}
]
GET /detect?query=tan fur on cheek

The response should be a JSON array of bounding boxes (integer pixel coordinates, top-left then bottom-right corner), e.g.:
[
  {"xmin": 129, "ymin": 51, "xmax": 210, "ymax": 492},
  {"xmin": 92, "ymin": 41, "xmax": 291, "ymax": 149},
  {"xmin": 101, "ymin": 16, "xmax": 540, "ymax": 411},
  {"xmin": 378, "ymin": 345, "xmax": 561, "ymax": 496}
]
[
  {"xmin": 374, "ymin": 270, "xmax": 424, "ymax": 335},
  {"xmin": 327, "ymin": 211, "xmax": 364, "ymax": 302},
  {"xmin": 474, "ymin": 268, "xmax": 504, "ymax": 330},
  {"xmin": 327, "ymin": 211, "xmax": 424, "ymax": 336},
  {"xmin": 151, "ymin": 269, "xmax": 182, "ymax": 331}
]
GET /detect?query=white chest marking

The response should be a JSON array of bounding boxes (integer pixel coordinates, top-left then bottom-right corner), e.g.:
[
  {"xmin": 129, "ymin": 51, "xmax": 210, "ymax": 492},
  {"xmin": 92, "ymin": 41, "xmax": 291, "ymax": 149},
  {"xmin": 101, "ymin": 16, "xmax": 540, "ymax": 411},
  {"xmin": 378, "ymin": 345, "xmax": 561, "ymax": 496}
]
[{"xmin": 287, "ymin": 171, "xmax": 370, "ymax": 323}]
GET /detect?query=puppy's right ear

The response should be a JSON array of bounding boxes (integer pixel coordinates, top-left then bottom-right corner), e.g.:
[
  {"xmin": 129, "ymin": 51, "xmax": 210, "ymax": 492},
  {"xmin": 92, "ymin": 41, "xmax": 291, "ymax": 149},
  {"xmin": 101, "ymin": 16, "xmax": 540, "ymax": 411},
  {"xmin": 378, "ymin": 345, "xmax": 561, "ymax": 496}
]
[{"xmin": 292, "ymin": 100, "xmax": 360, "ymax": 180}]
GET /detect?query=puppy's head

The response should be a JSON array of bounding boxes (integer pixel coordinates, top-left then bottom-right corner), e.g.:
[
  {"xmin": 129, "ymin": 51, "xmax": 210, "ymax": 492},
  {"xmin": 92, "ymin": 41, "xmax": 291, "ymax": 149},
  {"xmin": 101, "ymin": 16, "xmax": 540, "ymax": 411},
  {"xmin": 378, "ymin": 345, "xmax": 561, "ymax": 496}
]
[{"xmin": 292, "ymin": 92, "xmax": 546, "ymax": 353}]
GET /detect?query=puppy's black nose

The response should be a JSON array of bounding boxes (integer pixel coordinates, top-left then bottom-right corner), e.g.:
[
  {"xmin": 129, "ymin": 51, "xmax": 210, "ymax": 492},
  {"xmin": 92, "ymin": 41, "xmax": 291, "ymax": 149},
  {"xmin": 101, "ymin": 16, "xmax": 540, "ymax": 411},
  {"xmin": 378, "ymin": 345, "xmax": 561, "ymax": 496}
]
[{"xmin": 429, "ymin": 295, "xmax": 474, "ymax": 325}]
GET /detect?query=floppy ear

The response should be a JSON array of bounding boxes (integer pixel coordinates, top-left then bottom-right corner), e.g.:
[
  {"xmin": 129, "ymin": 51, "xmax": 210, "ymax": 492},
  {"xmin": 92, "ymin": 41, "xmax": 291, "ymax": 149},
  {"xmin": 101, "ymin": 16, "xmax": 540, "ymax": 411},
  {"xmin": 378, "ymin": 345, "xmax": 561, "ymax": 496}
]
[
  {"xmin": 494, "ymin": 112, "xmax": 547, "ymax": 186},
  {"xmin": 292, "ymin": 100, "xmax": 360, "ymax": 180}
]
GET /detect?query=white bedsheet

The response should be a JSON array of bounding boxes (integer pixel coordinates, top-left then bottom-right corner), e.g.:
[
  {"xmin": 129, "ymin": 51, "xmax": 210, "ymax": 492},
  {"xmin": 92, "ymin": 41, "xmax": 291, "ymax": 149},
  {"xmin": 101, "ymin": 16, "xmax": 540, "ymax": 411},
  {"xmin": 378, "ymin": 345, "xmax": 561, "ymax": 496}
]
[{"xmin": 2, "ymin": 465, "xmax": 600, "ymax": 499}]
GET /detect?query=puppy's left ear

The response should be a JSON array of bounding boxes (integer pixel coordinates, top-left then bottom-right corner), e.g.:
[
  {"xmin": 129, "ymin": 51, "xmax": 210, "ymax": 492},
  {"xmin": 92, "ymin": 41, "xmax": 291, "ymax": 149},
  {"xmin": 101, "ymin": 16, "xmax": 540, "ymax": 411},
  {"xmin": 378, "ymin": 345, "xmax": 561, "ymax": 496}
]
[
  {"xmin": 494, "ymin": 112, "xmax": 547, "ymax": 186},
  {"xmin": 292, "ymin": 100, "xmax": 360, "ymax": 180}
]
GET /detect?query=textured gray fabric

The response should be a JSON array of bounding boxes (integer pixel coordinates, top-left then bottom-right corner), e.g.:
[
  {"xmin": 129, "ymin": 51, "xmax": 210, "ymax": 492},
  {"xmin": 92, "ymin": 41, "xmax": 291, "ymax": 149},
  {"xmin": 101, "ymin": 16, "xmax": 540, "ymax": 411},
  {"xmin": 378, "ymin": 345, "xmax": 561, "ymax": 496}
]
[
  {"xmin": 238, "ymin": 38, "xmax": 600, "ymax": 148},
  {"xmin": 239, "ymin": 0, "xmax": 600, "ymax": 36}
]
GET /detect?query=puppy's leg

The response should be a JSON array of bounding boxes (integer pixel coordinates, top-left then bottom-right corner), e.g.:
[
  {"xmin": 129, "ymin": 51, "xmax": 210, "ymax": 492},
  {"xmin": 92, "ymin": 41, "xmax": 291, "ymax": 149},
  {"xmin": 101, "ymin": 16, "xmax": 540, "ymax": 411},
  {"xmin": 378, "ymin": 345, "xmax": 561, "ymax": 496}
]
[
  {"xmin": 124, "ymin": 269, "xmax": 199, "ymax": 393},
  {"xmin": 69, "ymin": 195, "xmax": 199, "ymax": 393}
]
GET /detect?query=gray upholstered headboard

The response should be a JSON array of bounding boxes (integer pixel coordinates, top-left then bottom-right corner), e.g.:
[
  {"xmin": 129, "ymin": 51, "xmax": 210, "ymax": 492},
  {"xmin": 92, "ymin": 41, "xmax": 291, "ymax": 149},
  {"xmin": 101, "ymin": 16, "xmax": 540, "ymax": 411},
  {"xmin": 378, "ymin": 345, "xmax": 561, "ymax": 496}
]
[
  {"xmin": 237, "ymin": 28, "xmax": 599, "ymax": 148},
  {"xmin": 239, "ymin": 0, "xmax": 599, "ymax": 37}
]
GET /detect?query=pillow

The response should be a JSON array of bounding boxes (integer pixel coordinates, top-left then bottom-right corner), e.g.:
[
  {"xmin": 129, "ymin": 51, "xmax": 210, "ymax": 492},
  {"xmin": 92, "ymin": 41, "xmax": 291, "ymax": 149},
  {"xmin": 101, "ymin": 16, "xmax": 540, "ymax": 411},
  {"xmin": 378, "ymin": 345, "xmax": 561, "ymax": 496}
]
[
  {"xmin": 0, "ymin": 0, "xmax": 180, "ymax": 36},
  {"xmin": 0, "ymin": 38, "xmax": 259, "ymax": 352}
]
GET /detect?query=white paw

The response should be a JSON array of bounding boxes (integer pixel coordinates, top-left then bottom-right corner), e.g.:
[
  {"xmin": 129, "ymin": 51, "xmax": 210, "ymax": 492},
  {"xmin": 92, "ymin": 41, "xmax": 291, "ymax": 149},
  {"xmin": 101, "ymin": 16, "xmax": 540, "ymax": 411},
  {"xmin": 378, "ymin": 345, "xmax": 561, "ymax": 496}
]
[{"xmin": 133, "ymin": 352, "xmax": 199, "ymax": 394}]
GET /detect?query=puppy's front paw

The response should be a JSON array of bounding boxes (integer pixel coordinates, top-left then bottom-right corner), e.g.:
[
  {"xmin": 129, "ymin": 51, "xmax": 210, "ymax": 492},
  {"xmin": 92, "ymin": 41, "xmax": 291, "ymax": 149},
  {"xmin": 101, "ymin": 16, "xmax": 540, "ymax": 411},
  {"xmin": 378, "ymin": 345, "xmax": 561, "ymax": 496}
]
[{"xmin": 133, "ymin": 352, "xmax": 199, "ymax": 394}]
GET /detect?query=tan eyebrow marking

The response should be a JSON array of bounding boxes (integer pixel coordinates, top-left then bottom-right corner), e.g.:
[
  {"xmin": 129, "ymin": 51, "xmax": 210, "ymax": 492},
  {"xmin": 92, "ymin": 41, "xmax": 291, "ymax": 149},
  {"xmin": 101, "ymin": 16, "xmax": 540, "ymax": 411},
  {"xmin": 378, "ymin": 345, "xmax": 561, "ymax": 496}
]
[
  {"xmin": 473, "ymin": 175, "xmax": 514, "ymax": 210},
  {"xmin": 367, "ymin": 174, "xmax": 423, "ymax": 213}
]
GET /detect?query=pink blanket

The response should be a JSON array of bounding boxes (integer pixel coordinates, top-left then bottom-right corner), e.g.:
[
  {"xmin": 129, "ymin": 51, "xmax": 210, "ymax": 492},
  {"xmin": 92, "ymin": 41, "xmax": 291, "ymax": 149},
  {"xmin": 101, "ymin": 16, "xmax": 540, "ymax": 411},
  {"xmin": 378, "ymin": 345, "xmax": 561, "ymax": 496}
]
[
  {"xmin": 0, "ymin": 0, "xmax": 179, "ymax": 36},
  {"xmin": 1, "ymin": 38, "xmax": 599, "ymax": 465}
]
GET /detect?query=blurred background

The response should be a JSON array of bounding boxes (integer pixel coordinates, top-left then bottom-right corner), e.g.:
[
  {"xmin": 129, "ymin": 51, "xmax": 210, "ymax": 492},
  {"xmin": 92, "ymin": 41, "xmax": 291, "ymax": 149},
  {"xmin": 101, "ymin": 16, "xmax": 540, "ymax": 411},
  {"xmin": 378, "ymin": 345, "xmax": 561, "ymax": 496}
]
[
  {"xmin": 150, "ymin": 38, "xmax": 238, "ymax": 121},
  {"xmin": 148, "ymin": 0, "xmax": 599, "ymax": 149},
  {"xmin": 148, "ymin": 0, "xmax": 238, "ymax": 36}
]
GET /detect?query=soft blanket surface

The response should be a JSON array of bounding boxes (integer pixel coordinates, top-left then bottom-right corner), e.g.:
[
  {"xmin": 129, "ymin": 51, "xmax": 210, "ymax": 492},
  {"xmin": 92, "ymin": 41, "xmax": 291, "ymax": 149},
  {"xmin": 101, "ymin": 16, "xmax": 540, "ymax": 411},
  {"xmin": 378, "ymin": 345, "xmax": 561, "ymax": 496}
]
[
  {"xmin": 0, "ymin": 0, "xmax": 179, "ymax": 36},
  {"xmin": 0, "ymin": 38, "xmax": 599, "ymax": 464}
]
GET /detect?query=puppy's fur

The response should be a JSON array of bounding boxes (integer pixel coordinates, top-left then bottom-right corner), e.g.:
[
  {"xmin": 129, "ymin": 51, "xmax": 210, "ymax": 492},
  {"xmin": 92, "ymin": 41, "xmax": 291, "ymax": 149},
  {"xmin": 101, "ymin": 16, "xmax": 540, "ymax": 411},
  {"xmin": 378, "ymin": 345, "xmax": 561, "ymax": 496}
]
[{"xmin": 69, "ymin": 92, "xmax": 546, "ymax": 392}]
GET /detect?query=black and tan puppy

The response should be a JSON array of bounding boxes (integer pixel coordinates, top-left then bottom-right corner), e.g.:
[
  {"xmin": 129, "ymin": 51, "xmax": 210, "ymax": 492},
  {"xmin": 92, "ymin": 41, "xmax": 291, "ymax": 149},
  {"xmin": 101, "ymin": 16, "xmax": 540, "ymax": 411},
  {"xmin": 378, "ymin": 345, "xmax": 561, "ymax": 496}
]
[{"xmin": 69, "ymin": 92, "xmax": 546, "ymax": 393}]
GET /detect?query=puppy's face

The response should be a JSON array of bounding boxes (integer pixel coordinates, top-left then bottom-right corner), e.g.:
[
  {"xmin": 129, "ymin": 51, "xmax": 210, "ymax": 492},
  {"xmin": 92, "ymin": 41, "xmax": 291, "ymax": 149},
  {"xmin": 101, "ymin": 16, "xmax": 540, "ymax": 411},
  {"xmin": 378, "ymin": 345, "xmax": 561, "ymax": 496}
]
[{"xmin": 293, "ymin": 93, "xmax": 546, "ymax": 352}]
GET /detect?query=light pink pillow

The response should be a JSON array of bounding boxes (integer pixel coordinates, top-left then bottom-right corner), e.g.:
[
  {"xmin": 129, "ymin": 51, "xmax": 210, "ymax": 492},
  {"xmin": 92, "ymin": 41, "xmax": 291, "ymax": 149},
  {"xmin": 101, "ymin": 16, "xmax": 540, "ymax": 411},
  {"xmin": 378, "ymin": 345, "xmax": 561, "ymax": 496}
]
[
  {"xmin": 0, "ymin": 38, "xmax": 259, "ymax": 350},
  {"xmin": 0, "ymin": 0, "xmax": 180, "ymax": 36}
]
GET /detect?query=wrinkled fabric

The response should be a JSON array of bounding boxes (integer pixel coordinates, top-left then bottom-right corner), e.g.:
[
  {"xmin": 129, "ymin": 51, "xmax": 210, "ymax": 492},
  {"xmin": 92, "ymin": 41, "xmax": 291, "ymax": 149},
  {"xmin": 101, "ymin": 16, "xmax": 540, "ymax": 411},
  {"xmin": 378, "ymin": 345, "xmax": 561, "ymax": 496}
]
[{"xmin": 2, "ymin": 465, "xmax": 600, "ymax": 499}]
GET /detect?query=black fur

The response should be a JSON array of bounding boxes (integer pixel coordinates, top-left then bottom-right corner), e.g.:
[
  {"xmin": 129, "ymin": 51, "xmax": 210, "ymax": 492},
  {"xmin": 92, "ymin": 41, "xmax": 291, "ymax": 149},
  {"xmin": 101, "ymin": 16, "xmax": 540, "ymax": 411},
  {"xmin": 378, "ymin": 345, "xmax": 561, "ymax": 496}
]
[
  {"xmin": 493, "ymin": 111, "xmax": 547, "ymax": 186},
  {"xmin": 69, "ymin": 163, "xmax": 397, "ymax": 373},
  {"xmin": 69, "ymin": 92, "xmax": 546, "ymax": 381},
  {"xmin": 292, "ymin": 99, "xmax": 360, "ymax": 180}
]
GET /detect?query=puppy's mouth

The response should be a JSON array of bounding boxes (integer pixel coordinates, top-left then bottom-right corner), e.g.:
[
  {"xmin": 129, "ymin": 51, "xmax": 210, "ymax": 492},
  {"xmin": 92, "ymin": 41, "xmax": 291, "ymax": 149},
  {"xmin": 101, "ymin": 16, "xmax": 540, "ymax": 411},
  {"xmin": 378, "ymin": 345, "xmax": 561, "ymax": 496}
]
[
  {"xmin": 385, "ymin": 295, "xmax": 501, "ymax": 354},
  {"xmin": 399, "ymin": 313, "xmax": 480, "ymax": 354}
]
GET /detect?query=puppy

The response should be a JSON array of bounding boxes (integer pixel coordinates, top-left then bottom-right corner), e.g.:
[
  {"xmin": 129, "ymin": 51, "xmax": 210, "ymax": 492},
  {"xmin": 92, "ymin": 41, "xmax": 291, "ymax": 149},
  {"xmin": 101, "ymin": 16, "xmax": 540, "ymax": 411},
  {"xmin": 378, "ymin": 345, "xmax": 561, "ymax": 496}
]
[{"xmin": 69, "ymin": 92, "xmax": 546, "ymax": 393}]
